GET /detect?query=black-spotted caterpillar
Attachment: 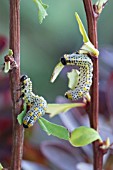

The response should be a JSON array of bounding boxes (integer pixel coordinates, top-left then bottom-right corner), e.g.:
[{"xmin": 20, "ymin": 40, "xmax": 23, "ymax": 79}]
[
  {"xmin": 60, "ymin": 53, "xmax": 93, "ymax": 101},
  {"xmin": 19, "ymin": 75, "xmax": 47, "ymax": 128}
]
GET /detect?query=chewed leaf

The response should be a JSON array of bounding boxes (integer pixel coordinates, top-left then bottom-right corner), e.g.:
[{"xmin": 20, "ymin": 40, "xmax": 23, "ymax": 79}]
[
  {"xmin": 75, "ymin": 12, "xmax": 99, "ymax": 57},
  {"xmin": 75, "ymin": 12, "xmax": 89, "ymax": 43},
  {"xmin": 33, "ymin": 0, "xmax": 48, "ymax": 24},
  {"xmin": 69, "ymin": 126, "xmax": 102, "ymax": 147},
  {"xmin": 96, "ymin": 0, "xmax": 108, "ymax": 14},
  {"xmin": 38, "ymin": 117, "xmax": 69, "ymax": 140},
  {"xmin": 17, "ymin": 103, "xmax": 27, "ymax": 125},
  {"xmin": 46, "ymin": 103, "xmax": 85, "ymax": 117},
  {"xmin": 79, "ymin": 41, "xmax": 99, "ymax": 57},
  {"xmin": 4, "ymin": 61, "xmax": 10, "ymax": 73},
  {"xmin": 67, "ymin": 69, "xmax": 79, "ymax": 90},
  {"xmin": 0, "ymin": 163, "xmax": 3, "ymax": 170},
  {"xmin": 50, "ymin": 62, "xmax": 64, "ymax": 83},
  {"xmin": 38, "ymin": 0, "xmax": 48, "ymax": 9}
]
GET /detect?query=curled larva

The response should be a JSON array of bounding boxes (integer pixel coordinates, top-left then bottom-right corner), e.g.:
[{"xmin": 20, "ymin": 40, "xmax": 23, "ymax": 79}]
[
  {"xmin": 19, "ymin": 75, "xmax": 47, "ymax": 128},
  {"xmin": 23, "ymin": 96, "xmax": 47, "ymax": 128},
  {"xmin": 60, "ymin": 53, "xmax": 93, "ymax": 101}
]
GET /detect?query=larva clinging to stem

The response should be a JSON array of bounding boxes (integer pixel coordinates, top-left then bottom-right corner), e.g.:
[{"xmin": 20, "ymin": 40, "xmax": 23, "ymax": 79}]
[
  {"xmin": 60, "ymin": 53, "xmax": 93, "ymax": 101},
  {"xmin": 19, "ymin": 75, "xmax": 47, "ymax": 128}
]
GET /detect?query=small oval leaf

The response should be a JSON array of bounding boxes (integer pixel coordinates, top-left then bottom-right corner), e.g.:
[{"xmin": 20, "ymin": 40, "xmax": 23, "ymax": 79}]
[
  {"xmin": 38, "ymin": 117, "xmax": 69, "ymax": 140},
  {"xmin": 69, "ymin": 126, "xmax": 102, "ymax": 147},
  {"xmin": 46, "ymin": 103, "xmax": 85, "ymax": 117},
  {"xmin": 8, "ymin": 49, "xmax": 13, "ymax": 56},
  {"xmin": 67, "ymin": 69, "xmax": 79, "ymax": 90}
]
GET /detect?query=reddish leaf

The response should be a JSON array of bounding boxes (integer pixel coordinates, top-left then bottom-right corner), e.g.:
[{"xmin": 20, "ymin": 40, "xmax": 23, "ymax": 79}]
[
  {"xmin": 41, "ymin": 140, "xmax": 83, "ymax": 170},
  {"xmin": 22, "ymin": 160, "xmax": 51, "ymax": 170},
  {"xmin": 0, "ymin": 36, "xmax": 7, "ymax": 53},
  {"xmin": 106, "ymin": 72, "xmax": 113, "ymax": 115}
]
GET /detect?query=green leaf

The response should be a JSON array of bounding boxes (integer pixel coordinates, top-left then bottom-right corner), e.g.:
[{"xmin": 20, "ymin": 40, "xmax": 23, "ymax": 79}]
[
  {"xmin": 50, "ymin": 62, "xmax": 64, "ymax": 83},
  {"xmin": 4, "ymin": 61, "xmax": 10, "ymax": 73},
  {"xmin": 69, "ymin": 126, "xmax": 102, "ymax": 147},
  {"xmin": 38, "ymin": 117, "xmax": 69, "ymax": 140},
  {"xmin": 75, "ymin": 12, "xmax": 99, "ymax": 57},
  {"xmin": 46, "ymin": 103, "xmax": 85, "ymax": 117},
  {"xmin": 38, "ymin": 0, "xmax": 48, "ymax": 9},
  {"xmin": 17, "ymin": 103, "xmax": 27, "ymax": 125},
  {"xmin": 75, "ymin": 12, "xmax": 89, "ymax": 43},
  {"xmin": 0, "ymin": 163, "xmax": 3, "ymax": 170},
  {"xmin": 67, "ymin": 69, "xmax": 79, "ymax": 90},
  {"xmin": 8, "ymin": 49, "xmax": 13, "ymax": 56},
  {"xmin": 33, "ymin": 0, "xmax": 48, "ymax": 24},
  {"xmin": 79, "ymin": 41, "xmax": 99, "ymax": 57},
  {"xmin": 96, "ymin": 0, "xmax": 108, "ymax": 14}
]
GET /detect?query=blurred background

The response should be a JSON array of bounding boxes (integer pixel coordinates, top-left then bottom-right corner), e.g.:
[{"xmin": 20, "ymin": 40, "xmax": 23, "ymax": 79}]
[{"xmin": 0, "ymin": 0, "xmax": 113, "ymax": 170}]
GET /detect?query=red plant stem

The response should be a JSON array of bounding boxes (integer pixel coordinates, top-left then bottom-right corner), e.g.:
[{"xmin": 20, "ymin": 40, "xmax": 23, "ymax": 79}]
[
  {"xmin": 9, "ymin": 0, "xmax": 24, "ymax": 169},
  {"xmin": 82, "ymin": 0, "xmax": 103, "ymax": 170}
]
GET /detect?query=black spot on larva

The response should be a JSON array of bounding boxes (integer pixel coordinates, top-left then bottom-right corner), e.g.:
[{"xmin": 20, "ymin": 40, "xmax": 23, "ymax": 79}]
[
  {"xmin": 23, "ymin": 124, "xmax": 28, "ymax": 128},
  {"xmin": 20, "ymin": 75, "xmax": 28, "ymax": 82},
  {"xmin": 61, "ymin": 57, "xmax": 67, "ymax": 65},
  {"xmin": 65, "ymin": 93, "xmax": 68, "ymax": 99}
]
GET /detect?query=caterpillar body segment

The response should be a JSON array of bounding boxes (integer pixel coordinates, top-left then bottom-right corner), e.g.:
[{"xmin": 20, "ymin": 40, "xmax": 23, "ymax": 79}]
[
  {"xmin": 61, "ymin": 53, "xmax": 93, "ymax": 101},
  {"xmin": 20, "ymin": 75, "xmax": 39, "ymax": 106},
  {"xmin": 23, "ymin": 96, "xmax": 47, "ymax": 128},
  {"xmin": 20, "ymin": 75, "xmax": 47, "ymax": 128}
]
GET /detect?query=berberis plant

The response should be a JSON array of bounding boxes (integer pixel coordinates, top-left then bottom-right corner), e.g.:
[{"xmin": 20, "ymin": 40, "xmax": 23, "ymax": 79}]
[{"xmin": 0, "ymin": 0, "xmax": 112, "ymax": 170}]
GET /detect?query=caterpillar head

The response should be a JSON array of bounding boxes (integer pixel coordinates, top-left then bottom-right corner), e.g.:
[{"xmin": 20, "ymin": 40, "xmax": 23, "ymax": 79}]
[
  {"xmin": 23, "ymin": 121, "xmax": 35, "ymax": 128},
  {"xmin": 23, "ymin": 124, "xmax": 29, "ymax": 128},
  {"xmin": 20, "ymin": 75, "xmax": 28, "ymax": 82},
  {"xmin": 23, "ymin": 122, "xmax": 34, "ymax": 128},
  {"xmin": 61, "ymin": 56, "xmax": 67, "ymax": 65},
  {"xmin": 61, "ymin": 54, "xmax": 75, "ymax": 65},
  {"xmin": 23, "ymin": 114, "xmax": 36, "ymax": 128},
  {"xmin": 23, "ymin": 116, "xmax": 30, "ymax": 128}
]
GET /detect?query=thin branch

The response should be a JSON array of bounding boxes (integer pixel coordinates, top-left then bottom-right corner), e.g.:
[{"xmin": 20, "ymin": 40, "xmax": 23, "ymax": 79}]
[
  {"xmin": 82, "ymin": 0, "xmax": 103, "ymax": 170},
  {"xmin": 83, "ymin": 0, "xmax": 98, "ymax": 48},
  {"xmin": 83, "ymin": 0, "xmax": 99, "ymax": 131},
  {"xmin": 9, "ymin": 0, "xmax": 24, "ymax": 169}
]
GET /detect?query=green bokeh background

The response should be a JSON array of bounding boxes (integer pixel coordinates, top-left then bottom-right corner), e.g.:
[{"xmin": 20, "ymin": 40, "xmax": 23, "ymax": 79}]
[{"xmin": 0, "ymin": 0, "xmax": 113, "ymax": 102}]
